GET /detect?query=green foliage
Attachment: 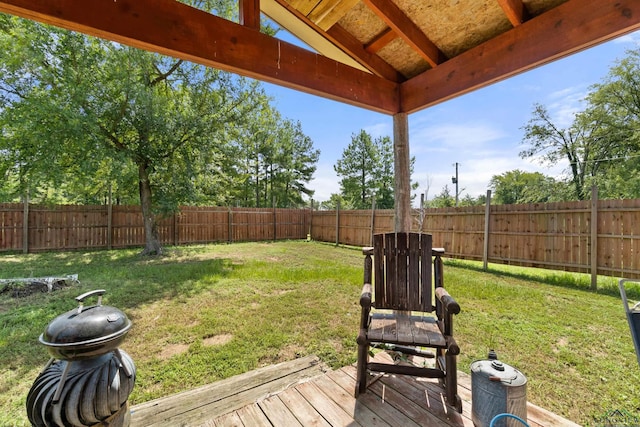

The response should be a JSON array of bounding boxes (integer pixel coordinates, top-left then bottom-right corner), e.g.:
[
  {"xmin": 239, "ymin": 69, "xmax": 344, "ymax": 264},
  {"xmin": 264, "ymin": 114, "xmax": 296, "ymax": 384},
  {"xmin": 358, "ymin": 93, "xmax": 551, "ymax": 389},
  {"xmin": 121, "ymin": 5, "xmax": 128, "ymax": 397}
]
[
  {"xmin": 430, "ymin": 184, "xmax": 455, "ymax": 207},
  {"xmin": 319, "ymin": 193, "xmax": 355, "ymax": 210},
  {"xmin": 489, "ymin": 169, "xmax": 571, "ymax": 204}
]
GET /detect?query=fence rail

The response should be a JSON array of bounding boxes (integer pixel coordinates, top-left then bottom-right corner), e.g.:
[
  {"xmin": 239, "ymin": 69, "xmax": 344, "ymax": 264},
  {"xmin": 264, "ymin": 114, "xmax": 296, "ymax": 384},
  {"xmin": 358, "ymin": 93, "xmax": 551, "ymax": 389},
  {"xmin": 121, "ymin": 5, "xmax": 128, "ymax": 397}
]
[{"xmin": 2, "ymin": 190, "xmax": 640, "ymax": 282}]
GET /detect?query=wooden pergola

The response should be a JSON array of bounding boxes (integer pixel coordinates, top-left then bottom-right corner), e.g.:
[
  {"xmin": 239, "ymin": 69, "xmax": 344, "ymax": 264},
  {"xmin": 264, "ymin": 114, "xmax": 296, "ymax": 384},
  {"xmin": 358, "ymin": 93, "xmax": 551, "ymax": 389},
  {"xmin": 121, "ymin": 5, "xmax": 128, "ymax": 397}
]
[{"xmin": 1, "ymin": 0, "xmax": 639, "ymax": 230}]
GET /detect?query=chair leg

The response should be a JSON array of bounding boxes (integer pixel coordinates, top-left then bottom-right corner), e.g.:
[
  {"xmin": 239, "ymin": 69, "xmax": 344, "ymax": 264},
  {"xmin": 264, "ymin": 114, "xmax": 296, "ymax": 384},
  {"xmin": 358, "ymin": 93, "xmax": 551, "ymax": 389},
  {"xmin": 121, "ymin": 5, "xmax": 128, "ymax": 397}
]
[
  {"xmin": 355, "ymin": 342, "xmax": 369, "ymax": 397},
  {"xmin": 445, "ymin": 349, "xmax": 462, "ymax": 413}
]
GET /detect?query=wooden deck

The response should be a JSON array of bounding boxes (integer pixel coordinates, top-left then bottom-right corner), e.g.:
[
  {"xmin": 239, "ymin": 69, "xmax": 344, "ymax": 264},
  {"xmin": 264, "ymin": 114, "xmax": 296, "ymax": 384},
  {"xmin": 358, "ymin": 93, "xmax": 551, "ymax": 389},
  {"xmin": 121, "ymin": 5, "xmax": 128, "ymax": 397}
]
[{"xmin": 130, "ymin": 353, "xmax": 581, "ymax": 427}]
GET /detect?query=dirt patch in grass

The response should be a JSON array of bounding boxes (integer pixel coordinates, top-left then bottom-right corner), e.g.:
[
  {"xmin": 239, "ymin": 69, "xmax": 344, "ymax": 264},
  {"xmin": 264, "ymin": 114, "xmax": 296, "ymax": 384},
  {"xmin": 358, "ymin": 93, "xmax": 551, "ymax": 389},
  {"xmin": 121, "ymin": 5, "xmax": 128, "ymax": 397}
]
[
  {"xmin": 203, "ymin": 334, "xmax": 233, "ymax": 346},
  {"xmin": 158, "ymin": 343, "xmax": 190, "ymax": 360}
]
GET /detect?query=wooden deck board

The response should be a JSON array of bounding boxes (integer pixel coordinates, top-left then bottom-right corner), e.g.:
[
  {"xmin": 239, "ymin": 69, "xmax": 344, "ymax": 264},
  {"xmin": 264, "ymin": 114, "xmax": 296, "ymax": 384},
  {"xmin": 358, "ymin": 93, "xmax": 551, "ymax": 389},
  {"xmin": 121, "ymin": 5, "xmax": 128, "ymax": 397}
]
[{"xmin": 130, "ymin": 353, "xmax": 582, "ymax": 427}]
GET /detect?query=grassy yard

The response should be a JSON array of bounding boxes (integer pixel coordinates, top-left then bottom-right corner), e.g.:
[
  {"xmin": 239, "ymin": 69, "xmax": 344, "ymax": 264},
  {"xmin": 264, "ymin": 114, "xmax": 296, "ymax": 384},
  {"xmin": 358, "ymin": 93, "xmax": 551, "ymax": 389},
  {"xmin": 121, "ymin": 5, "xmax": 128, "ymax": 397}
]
[{"xmin": 0, "ymin": 241, "xmax": 638, "ymax": 426}]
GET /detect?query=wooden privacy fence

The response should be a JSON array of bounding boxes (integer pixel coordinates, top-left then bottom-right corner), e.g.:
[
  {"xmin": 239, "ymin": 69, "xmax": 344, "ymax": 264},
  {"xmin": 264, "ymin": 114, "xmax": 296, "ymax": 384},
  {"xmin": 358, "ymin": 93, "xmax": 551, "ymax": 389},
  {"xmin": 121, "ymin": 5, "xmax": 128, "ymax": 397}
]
[
  {"xmin": 0, "ymin": 204, "xmax": 310, "ymax": 253},
  {"xmin": 310, "ymin": 191, "xmax": 640, "ymax": 282},
  {"xmin": 3, "ymin": 190, "xmax": 640, "ymax": 282}
]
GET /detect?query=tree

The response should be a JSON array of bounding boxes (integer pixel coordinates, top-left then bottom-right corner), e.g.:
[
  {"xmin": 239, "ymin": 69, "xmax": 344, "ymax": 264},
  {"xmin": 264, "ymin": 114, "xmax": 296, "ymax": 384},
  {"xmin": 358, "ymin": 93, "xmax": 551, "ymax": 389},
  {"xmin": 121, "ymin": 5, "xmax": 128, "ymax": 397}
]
[
  {"xmin": 334, "ymin": 130, "xmax": 416, "ymax": 209},
  {"xmin": 334, "ymin": 130, "xmax": 378, "ymax": 209},
  {"xmin": 227, "ymin": 102, "xmax": 319, "ymax": 208},
  {"xmin": 489, "ymin": 169, "xmax": 568, "ymax": 204},
  {"xmin": 0, "ymin": 16, "xmax": 263, "ymax": 254},
  {"xmin": 320, "ymin": 193, "xmax": 354, "ymax": 210},
  {"xmin": 581, "ymin": 48, "xmax": 640, "ymax": 199},
  {"xmin": 430, "ymin": 185, "xmax": 455, "ymax": 208},
  {"xmin": 519, "ymin": 103, "xmax": 618, "ymax": 201}
]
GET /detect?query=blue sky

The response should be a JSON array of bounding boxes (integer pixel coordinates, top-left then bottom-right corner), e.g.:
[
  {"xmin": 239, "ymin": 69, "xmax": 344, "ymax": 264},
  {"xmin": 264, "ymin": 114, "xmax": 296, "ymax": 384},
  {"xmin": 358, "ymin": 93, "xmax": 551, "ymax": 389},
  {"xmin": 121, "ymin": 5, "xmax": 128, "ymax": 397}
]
[{"xmin": 262, "ymin": 30, "xmax": 640, "ymax": 205}]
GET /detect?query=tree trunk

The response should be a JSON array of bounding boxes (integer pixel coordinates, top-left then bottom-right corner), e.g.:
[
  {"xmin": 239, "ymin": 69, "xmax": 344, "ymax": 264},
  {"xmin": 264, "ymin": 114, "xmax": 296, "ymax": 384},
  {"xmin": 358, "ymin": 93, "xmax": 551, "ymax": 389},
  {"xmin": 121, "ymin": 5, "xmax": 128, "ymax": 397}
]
[{"xmin": 138, "ymin": 161, "xmax": 163, "ymax": 255}]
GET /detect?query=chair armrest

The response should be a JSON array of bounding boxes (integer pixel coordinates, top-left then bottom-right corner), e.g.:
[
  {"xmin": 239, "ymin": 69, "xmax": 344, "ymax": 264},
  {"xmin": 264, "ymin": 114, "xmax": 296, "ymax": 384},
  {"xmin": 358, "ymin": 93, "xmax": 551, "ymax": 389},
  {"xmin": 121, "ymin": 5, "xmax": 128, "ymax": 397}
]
[
  {"xmin": 360, "ymin": 283, "xmax": 372, "ymax": 307},
  {"xmin": 435, "ymin": 287, "xmax": 460, "ymax": 315}
]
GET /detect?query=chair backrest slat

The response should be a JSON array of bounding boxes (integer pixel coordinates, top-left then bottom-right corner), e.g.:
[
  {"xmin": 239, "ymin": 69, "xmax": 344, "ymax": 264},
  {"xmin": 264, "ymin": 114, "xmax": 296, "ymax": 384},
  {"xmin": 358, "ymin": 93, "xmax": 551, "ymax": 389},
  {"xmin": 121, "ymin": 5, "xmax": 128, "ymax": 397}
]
[
  {"xmin": 421, "ymin": 233, "xmax": 433, "ymax": 311},
  {"xmin": 384, "ymin": 233, "xmax": 397, "ymax": 308},
  {"xmin": 408, "ymin": 233, "xmax": 420, "ymax": 310},
  {"xmin": 373, "ymin": 234, "xmax": 386, "ymax": 307},
  {"xmin": 373, "ymin": 232, "xmax": 434, "ymax": 312}
]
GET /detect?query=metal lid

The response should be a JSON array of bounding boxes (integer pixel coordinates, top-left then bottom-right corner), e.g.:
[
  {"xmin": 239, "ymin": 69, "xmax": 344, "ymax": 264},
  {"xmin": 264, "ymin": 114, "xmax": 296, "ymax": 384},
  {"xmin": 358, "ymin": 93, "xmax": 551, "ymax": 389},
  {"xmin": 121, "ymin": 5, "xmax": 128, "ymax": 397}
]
[
  {"xmin": 39, "ymin": 290, "xmax": 131, "ymax": 358},
  {"xmin": 471, "ymin": 355, "xmax": 527, "ymax": 387}
]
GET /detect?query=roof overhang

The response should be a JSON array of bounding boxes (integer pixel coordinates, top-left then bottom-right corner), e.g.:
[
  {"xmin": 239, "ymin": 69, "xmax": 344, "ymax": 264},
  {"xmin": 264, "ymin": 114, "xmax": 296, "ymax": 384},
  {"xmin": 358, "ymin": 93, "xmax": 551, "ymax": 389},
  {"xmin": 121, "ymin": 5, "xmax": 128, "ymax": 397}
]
[{"xmin": 0, "ymin": 0, "xmax": 639, "ymax": 115}]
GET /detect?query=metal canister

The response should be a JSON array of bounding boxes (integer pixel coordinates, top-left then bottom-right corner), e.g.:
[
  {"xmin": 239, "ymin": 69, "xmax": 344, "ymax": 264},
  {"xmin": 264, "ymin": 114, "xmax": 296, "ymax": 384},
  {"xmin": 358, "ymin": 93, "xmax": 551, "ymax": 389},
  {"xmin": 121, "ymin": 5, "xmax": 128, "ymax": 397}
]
[{"xmin": 471, "ymin": 351, "xmax": 527, "ymax": 427}]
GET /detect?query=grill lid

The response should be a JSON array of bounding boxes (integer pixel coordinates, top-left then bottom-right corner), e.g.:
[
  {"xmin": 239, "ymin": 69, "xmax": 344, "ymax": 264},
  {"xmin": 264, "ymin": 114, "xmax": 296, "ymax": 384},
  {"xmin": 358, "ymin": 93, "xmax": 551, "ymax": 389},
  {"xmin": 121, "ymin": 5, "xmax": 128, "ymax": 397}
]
[{"xmin": 39, "ymin": 289, "xmax": 131, "ymax": 357}]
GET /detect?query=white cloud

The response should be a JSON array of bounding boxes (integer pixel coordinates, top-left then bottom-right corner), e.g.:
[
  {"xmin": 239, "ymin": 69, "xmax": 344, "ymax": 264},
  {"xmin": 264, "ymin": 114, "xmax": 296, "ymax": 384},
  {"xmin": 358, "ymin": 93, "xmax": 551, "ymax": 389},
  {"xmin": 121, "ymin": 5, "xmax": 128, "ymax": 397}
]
[{"xmin": 410, "ymin": 121, "xmax": 508, "ymax": 155}]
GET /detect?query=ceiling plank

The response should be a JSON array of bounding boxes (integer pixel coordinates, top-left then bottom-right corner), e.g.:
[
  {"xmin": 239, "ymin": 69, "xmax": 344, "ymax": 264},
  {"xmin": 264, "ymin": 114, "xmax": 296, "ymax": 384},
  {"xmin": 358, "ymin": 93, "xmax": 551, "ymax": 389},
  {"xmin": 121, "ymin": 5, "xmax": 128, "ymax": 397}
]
[
  {"xmin": 401, "ymin": 0, "xmax": 640, "ymax": 114},
  {"xmin": 308, "ymin": 0, "xmax": 359, "ymax": 31},
  {"xmin": 497, "ymin": 0, "xmax": 528, "ymax": 27},
  {"xmin": 0, "ymin": 0, "xmax": 399, "ymax": 114},
  {"xmin": 362, "ymin": 0, "xmax": 445, "ymax": 67}
]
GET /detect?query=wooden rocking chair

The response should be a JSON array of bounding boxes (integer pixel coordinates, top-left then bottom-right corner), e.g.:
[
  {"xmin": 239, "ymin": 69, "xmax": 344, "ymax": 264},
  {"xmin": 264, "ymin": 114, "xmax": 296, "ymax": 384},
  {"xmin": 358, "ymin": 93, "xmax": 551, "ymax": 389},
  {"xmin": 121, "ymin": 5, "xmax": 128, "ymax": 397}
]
[{"xmin": 356, "ymin": 232, "xmax": 462, "ymax": 412}]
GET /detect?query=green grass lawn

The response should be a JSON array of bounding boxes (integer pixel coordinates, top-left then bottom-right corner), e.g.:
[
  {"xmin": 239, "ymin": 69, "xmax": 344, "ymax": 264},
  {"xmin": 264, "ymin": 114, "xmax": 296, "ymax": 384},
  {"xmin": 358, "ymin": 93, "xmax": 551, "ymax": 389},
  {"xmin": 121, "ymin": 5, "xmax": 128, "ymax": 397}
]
[{"xmin": 1, "ymin": 241, "xmax": 639, "ymax": 426}]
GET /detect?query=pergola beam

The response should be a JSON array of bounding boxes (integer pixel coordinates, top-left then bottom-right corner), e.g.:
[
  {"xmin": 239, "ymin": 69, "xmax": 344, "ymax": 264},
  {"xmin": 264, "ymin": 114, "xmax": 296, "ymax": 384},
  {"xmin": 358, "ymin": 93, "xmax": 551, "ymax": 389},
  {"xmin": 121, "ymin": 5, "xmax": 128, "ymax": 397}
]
[
  {"xmin": 0, "ymin": 0, "xmax": 400, "ymax": 114},
  {"xmin": 401, "ymin": 0, "xmax": 640, "ymax": 113}
]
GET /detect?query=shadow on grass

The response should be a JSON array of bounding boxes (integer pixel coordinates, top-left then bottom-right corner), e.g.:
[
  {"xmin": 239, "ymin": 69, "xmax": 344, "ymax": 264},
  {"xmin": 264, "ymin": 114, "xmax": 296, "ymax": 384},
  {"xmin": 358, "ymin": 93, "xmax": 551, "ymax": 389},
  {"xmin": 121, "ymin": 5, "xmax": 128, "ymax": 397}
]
[
  {"xmin": 443, "ymin": 258, "xmax": 640, "ymax": 300},
  {"xmin": 0, "ymin": 246, "xmax": 243, "ymax": 390}
]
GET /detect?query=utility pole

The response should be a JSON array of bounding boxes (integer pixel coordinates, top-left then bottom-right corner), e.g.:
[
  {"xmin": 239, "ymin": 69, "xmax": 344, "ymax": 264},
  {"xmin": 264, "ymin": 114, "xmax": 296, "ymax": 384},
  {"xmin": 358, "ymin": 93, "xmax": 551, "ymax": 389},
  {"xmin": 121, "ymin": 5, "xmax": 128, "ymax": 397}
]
[{"xmin": 452, "ymin": 162, "xmax": 459, "ymax": 206}]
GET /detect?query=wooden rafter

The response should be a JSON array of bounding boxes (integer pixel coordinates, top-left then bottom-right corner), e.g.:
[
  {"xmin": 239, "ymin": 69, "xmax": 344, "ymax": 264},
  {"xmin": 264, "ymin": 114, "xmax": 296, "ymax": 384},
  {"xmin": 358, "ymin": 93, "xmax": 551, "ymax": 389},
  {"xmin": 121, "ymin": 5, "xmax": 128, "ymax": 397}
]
[
  {"xmin": 327, "ymin": 24, "xmax": 403, "ymax": 82},
  {"xmin": 401, "ymin": 0, "xmax": 640, "ymax": 113},
  {"xmin": 0, "ymin": 0, "xmax": 400, "ymax": 113},
  {"xmin": 362, "ymin": 0, "xmax": 445, "ymax": 67},
  {"xmin": 365, "ymin": 28, "xmax": 397, "ymax": 54},
  {"xmin": 497, "ymin": 0, "xmax": 529, "ymax": 27},
  {"xmin": 240, "ymin": 0, "xmax": 261, "ymax": 30}
]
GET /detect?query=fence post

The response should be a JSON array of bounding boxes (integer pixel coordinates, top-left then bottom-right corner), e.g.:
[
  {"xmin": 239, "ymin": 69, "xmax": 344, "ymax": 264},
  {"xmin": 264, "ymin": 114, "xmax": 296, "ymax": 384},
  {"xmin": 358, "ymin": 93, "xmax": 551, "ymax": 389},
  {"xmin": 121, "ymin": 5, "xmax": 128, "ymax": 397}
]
[
  {"xmin": 370, "ymin": 198, "xmax": 376, "ymax": 246},
  {"xmin": 336, "ymin": 200, "xmax": 340, "ymax": 246},
  {"xmin": 107, "ymin": 185, "xmax": 113, "ymax": 250},
  {"xmin": 483, "ymin": 189, "xmax": 492, "ymax": 270},
  {"xmin": 590, "ymin": 186, "xmax": 598, "ymax": 290},
  {"xmin": 273, "ymin": 198, "xmax": 277, "ymax": 242},
  {"xmin": 309, "ymin": 199, "xmax": 313, "ymax": 241},
  {"xmin": 22, "ymin": 194, "xmax": 29, "ymax": 254},
  {"xmin": 228, "ymin": 208, "xmax": 233, "ymax": 244},
  {"xmin": 173, "ymin": 211, "xmax": 179, "ymax": 246}
]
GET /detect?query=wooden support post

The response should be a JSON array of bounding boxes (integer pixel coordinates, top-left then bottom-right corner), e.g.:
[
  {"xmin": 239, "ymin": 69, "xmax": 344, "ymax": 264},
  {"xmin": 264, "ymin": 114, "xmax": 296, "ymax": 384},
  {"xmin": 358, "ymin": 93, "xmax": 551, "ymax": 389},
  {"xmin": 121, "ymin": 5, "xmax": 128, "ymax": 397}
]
[
  {"xmin": 590, "ymin": 186, "xmax": 598, "ymax": 290},
  {"xmin": 483, "ymin": 189, "xmax": 492, "ymax": 271},
  {"xmin": 393, "ymin": 113, "xmax": 411, "ymax": 233}
]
